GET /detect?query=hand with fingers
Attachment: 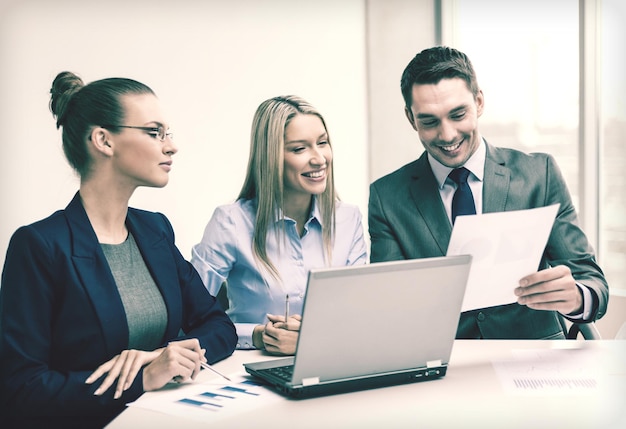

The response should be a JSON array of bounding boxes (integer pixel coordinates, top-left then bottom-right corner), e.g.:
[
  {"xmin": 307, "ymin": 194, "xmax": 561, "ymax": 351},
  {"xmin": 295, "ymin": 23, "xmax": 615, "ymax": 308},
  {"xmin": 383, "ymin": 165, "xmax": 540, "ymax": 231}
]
[
  {"xmin": 262, "ymin": 314, "xmax": 301, "ymax": 355},
  {"xmin": 85, "ymin": 349, "xmax": 162, "ymax": 399},
  {"xmin": 85, "ymin": 338, "xmax": 207, "ymax": 399},
  {"xmin": 514, "ymin": 265, "xmax": 583, "ymax": 315},
  {"xmin": 267, "ymin": 313, "xmax": 302, "ymax": 331},
  {"xmin": 142, "ymin": 339, "xmax": 207, "ymax": 390}
]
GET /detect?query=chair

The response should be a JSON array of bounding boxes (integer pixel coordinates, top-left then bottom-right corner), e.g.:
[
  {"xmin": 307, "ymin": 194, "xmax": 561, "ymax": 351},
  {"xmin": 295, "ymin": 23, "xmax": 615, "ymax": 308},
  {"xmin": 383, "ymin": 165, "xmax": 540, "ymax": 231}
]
[
  {"xmin": 615, "ymin": 321, "xmax": 626, "ymax": 340},
  {"xmin": 566, "ymin": 321, "xmax": 602, "ymax": 340}
]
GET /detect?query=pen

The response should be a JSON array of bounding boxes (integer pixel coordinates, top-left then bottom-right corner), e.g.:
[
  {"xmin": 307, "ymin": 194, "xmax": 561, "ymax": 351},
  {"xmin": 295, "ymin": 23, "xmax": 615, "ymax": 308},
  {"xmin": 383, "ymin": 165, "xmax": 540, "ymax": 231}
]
[
  {"xmin": 284, "ymin": 294, "xmax": 290, "ymax": 329},
  {"xmin": 200, "ymin": 361, "xmax": 232, "ymax": 382}
]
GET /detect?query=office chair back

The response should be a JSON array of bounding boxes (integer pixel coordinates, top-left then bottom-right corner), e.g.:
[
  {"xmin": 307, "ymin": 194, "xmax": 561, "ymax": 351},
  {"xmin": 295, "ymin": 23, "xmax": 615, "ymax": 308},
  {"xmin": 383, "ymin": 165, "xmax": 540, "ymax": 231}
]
[{"xmin": 566, "ymin": 322, "xmax": 602, "ymax": 340}]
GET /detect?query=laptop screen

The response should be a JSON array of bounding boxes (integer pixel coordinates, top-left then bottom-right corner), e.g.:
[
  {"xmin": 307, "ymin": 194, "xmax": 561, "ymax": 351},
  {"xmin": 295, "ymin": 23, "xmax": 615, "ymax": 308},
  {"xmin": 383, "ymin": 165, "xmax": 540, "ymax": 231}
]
[{"xmin": 290, "ymin": 255, "xmax": 472, "ymax": 385}]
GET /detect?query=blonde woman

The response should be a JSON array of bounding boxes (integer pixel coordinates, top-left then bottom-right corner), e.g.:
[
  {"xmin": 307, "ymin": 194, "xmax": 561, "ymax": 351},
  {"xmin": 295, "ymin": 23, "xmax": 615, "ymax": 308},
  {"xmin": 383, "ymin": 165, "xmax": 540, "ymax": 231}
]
[{"xmin": 192, "ymin": 95, "xmax": 367, "ymax": 355}]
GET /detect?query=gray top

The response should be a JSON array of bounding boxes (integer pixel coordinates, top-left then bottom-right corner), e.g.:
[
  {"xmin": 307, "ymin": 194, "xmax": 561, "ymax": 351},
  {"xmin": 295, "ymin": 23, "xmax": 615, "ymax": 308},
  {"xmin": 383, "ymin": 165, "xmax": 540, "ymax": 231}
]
[{"xmin": 101, "ymin": 233, "xmax": 167, "ymax": 351}]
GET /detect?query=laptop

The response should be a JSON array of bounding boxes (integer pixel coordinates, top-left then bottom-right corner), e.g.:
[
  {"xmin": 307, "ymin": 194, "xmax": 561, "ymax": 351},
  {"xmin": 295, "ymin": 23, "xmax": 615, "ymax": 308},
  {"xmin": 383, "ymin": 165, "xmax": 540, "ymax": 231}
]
[{"xmin": 243, "ymin": 254, "xmax": 472, "ymax": 399}]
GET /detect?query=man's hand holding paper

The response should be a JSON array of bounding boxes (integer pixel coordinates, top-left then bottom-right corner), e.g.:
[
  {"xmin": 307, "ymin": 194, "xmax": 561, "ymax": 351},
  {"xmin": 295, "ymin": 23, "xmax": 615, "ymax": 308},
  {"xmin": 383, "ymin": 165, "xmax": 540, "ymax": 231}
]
[{"xmin": 515, "ymin": 265, "xmax": 584, "ymax": 315}]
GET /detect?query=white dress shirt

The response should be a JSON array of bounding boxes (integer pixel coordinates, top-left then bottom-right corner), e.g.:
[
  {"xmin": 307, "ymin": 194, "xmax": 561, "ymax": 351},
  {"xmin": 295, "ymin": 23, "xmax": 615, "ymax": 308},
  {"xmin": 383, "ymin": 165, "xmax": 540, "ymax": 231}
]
[{"xmin": 191, "ymin": 197, "xmax": 368, "ymax": 349}]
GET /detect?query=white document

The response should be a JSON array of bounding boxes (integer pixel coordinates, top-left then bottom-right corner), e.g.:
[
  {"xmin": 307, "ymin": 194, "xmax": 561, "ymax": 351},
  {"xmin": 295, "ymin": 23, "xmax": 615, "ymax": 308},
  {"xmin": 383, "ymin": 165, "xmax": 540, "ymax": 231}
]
[
  {"xmin": 126, "ymin": 373, "xmax": 283, "ymax": 424},
  {"xmin": 492, "ymin": 347, "xmax": 602, "ymax": 395},
  {"xmin": 446, "ymin": 204, "xmax": 559, "ymax": 311}
]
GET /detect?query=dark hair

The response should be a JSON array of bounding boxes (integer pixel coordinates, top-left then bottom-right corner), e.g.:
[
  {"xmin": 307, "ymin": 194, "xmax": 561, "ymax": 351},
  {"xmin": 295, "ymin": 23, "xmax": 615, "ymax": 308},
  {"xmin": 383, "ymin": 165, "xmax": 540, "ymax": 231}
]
[
  {"xmin": 49, "ymin": 71, "xmax": 155, "ymax": 177},
  {"xmin": 400, "ymin": 46, "xmax": 480, "ymax": 110}
]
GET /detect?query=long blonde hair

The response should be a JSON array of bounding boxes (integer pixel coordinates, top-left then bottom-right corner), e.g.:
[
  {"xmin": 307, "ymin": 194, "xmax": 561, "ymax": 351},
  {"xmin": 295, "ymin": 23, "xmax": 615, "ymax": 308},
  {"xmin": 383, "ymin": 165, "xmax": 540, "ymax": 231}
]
[{"xmin": 238, "ymin": 95, "xmax": 337, "ymax": 280}]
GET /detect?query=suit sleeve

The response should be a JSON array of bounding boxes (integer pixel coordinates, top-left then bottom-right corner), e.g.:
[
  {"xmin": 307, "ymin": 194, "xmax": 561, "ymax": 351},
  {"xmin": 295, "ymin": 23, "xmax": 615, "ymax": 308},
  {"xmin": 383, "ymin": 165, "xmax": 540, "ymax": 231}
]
[
  {"xmin": 542, "ymin": 154, "xmax": 609, "ymax": 321},
  {"xmin": 368, "ymin": 181, "xmax": 407, "ymax": 263},
  {"xmin": 0, "ymin": 226, "xmax": 139, "ymax": 422}
]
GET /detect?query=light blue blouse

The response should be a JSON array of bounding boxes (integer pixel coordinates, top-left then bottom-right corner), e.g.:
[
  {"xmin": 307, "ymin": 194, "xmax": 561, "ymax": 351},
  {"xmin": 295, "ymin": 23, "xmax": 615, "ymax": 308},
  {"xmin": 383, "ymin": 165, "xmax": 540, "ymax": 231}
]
[{"xmin": 191, "ymin": 198, "xmax": 368, "ymax": 349}]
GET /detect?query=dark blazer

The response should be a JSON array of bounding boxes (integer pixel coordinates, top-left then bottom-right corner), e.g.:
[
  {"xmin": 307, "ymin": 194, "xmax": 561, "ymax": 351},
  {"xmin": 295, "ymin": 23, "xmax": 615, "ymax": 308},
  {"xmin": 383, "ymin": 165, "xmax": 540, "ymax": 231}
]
[
  {"xmin": 0, "ymin": 192, "xmax": 237, "ymax": 428},
  {"xmin": 368, "ymin": 143, "xmax": 608, "ymax": 339}
]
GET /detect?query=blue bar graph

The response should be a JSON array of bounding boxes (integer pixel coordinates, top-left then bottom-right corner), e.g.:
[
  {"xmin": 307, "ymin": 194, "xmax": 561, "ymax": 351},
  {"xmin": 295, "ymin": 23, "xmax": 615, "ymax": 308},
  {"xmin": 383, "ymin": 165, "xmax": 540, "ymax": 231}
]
[
  {"xmin": 178, "ymin": 398, "xmax": 223, "ymax": 411},
  {"xmin": 199, "ymin": 391, "xmax": 236, "ymax": 400},
  {"xmin": 221, "ymin": 385, "xmax": 260, "ymax": 396}
]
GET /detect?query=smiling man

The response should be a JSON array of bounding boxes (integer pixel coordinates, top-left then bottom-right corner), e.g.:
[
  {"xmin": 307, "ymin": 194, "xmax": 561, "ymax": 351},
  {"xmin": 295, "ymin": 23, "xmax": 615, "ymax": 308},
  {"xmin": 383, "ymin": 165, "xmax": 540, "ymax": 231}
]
[{"xmin": 368, "ymin": 46, "xmax": 608, "ymax": 339}]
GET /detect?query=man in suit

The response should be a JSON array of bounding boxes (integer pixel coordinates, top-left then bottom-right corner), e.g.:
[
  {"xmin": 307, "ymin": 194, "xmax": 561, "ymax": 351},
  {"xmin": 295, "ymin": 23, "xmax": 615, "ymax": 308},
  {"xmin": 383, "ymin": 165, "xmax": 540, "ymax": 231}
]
[{"xmin": 368, "ymin": 46, "xmax": 608, "ymax": 339}]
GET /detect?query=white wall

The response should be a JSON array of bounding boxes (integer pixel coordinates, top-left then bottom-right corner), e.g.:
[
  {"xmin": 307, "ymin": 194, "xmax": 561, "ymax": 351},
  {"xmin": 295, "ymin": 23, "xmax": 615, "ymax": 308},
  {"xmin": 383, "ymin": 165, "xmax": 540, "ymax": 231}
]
[
  {"xmin": 0, "ymin": 0, "xmax": 369, "ymax": 266},
  {"xmin": 366, "ymin": 0, "xmax": 435, "ymax": 181}
]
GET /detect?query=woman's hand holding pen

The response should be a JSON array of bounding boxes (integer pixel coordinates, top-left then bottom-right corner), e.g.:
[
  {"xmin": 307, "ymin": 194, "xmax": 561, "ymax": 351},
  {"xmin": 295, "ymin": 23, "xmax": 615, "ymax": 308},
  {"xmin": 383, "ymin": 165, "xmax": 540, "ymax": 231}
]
[
  {"xmin": 85, "ymin": 338, "xmax": 206, "ymax": 399},
  {"xmin": 263, "ymin": 314, "xmax": 301, "ymax": 355},
  {"xmin": 267, "ymin": 313, "xmax": 302, "ymax": 331},
  {"xmin": 142, "ymin": 339, "xmax": 206, "ymax": 390}
]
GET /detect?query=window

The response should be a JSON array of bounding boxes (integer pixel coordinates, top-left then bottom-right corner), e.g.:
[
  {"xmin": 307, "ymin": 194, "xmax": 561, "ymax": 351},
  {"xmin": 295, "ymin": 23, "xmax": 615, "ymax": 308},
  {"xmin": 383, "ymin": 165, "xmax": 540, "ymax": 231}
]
[
  {"xmin": 600, "ymin": 0, "xmax": 626, "ymax": 295},
  {"xmin": 442, "ymin": 0, "xmax": 624, "ymax": 294},
  {"xmin": 446, "ymin": 0, "xmax": 579, "ymax": 196}
]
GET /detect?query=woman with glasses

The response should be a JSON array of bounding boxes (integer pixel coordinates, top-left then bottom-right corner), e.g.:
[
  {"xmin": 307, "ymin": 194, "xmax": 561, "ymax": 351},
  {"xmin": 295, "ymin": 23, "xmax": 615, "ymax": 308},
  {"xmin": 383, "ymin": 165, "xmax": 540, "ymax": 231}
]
[
  {"xmin": 0, "ymin": 71, "xmax": 237, "ymax": 428},
  {"xmin": 191, "ymin": 95, "xmax": 368, "ymax": 356}
]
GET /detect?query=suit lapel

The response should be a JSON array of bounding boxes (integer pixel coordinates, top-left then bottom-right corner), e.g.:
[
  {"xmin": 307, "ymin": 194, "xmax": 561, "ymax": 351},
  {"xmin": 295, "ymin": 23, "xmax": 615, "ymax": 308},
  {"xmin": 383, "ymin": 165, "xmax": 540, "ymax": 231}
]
[
  {"xmin": 65, "ymin": 193, "xmax": 128, "ymax": 356},
  {"xmin": 403, "ymin": 143, "xmax": 511, "ymax": 255},
  {"xmin": 482, "ymin": 143, "xmax": 510, "ymax": 213},
  {"xmin": 409, "ymin": 154, "xmax": 452, "ymax": 254}
]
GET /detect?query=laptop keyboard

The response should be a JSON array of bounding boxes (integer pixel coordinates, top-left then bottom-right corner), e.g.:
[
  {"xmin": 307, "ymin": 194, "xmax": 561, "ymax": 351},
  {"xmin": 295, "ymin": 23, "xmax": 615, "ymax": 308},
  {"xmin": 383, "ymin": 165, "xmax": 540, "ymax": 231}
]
[{"xmin": 264, "ymin": 364, "xmax": 294, "ymax": 382}]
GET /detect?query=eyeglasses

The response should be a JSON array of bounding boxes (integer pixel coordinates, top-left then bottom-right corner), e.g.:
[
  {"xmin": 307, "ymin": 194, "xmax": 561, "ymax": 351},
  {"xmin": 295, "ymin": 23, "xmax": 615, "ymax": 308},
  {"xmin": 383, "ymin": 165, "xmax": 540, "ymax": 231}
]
[{"xmin": 101, "ymin": 125, "xmax": 173, "ymax": 141}]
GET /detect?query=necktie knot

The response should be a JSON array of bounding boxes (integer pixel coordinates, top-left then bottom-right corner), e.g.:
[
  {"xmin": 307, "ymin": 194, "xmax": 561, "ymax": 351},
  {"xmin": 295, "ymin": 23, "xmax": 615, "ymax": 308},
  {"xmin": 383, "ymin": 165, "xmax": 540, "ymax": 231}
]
[{"xmin": 449, "ymin": 167, "xmax": 471, "ymax": 185}]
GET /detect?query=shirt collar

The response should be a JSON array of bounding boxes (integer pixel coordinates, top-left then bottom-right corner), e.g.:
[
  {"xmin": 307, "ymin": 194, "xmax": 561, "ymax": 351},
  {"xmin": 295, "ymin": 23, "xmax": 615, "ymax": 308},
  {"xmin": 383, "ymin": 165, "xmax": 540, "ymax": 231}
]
[
  {"xmin": 428, "ymin": 138, "xmax": 486, "ymax": 189},
  {"xmin": 275, "ymin": 196, "xmax": 321, "ymax": 227},
  {"xmin": 308, "ymin": 197, "xmax": 322, "ymax": 226}
]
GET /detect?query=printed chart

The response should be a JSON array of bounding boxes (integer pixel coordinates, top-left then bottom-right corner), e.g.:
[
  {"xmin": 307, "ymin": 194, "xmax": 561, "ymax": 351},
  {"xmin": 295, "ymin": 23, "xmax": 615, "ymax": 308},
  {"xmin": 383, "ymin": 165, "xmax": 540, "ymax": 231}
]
[
  {"xmin": 127, "ymin": 374, "xmax": 283, "ymax": 423},
  {"xmin": 492, "ymin": 347, "xmax": 603, "ymax": 395}
]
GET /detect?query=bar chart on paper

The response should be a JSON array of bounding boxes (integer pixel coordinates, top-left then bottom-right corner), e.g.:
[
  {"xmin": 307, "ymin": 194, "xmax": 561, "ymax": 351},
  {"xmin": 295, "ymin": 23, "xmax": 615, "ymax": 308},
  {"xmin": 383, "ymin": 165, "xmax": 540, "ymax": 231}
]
[
  {"xmin": 127, "ymin": 376, "xmax": 283, "ymax": 423},
  {"xmin": 176, "ymin": 380, "xmax": 263, "ymax": 412},
  {"xmin": 512, "ymin": 377, "xmax": 597, "ymax": 390},
  {"xmin": 492, "ymin": 348, "xmax": 603, "ymax": 395}
]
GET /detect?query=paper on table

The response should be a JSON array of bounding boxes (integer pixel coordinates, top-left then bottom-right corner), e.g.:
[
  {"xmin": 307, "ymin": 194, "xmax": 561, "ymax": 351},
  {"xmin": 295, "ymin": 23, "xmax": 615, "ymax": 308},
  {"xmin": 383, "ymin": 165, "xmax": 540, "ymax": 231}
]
[
  {"xmin": 126, "ymin": 373, "xmax": 284, "ymax": 424},
  {"xmin": 491, "ymin": 347, "xmax": 602, "ymax": 395},
  {"xmin": 446, "ymin": 204, "xmax": 559, "ymax": 312}
]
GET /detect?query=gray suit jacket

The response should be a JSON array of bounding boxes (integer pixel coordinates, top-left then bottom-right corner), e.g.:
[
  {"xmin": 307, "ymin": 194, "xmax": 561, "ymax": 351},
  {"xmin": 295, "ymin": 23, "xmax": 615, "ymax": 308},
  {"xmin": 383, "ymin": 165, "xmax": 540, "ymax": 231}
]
[{"xmin": 368, "ymin": 142, "xmax": 608, "ymax": 339}]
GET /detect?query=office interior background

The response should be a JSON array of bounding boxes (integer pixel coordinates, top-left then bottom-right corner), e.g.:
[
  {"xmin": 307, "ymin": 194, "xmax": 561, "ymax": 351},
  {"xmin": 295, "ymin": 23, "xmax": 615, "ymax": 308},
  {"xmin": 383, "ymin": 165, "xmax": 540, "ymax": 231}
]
[{"xmin": 0, "ymin": 0, "xmax": 624, "ymax": 336}]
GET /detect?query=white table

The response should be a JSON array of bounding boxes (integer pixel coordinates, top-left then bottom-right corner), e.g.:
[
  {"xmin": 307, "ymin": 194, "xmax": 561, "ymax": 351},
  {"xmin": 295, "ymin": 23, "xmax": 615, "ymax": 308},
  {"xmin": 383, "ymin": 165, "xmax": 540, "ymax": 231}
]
[{"xmin": 107, "ymin": 340, "xmax": 626, "ymax": 429}]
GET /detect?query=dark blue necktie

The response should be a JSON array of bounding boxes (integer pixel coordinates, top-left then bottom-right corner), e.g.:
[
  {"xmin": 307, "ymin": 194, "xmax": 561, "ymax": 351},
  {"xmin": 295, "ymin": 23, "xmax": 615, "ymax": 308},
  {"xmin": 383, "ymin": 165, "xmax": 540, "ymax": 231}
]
[{"xmin": 449, "ymin": 167, "xmax": 476, "ymax": 224}]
